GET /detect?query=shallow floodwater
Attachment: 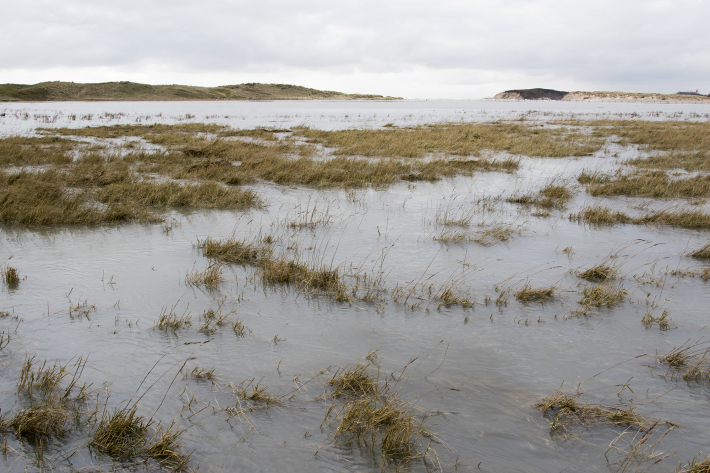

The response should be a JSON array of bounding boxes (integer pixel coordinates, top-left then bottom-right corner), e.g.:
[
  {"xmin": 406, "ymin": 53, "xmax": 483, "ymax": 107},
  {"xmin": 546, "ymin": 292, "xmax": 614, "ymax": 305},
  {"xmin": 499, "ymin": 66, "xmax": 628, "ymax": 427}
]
[{"xmin": 1, "ymin": 101, "xmax": 710, "ymax": 472}]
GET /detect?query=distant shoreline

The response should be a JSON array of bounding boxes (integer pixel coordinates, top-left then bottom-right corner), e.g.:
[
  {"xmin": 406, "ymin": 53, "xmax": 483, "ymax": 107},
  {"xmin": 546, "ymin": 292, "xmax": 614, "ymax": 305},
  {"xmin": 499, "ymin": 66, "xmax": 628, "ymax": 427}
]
[
  {"xmin": 0, "ymin": 81, "xmax": 402, "ymax": 102},
  {"xmin": 493, "ymin": 88, "xmax": 710, "ymax": 104}
]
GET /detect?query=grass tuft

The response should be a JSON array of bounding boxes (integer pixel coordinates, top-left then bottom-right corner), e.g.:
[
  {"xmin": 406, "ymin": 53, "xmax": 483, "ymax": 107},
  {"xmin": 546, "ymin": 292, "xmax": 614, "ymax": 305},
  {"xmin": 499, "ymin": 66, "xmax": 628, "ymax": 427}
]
[{"xmin": 514, "ymin": 284, "xmax": 555, "ymax": 302}]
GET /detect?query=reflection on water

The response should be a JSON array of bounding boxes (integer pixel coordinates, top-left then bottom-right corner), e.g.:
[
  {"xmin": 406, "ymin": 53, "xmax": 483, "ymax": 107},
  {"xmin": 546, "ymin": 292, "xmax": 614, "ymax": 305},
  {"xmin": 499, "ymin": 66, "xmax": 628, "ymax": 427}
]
[{"xmin": 0, "ymin": 102, "xmax": 709, "ymax": 472}]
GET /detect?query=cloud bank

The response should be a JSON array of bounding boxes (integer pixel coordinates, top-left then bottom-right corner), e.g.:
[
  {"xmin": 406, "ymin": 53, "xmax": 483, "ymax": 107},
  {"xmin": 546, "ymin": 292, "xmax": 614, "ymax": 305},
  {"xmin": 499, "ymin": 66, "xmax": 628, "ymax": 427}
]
[{"xmin": 3, "ymin": 0, "xmax": 709, "ymax": 98}]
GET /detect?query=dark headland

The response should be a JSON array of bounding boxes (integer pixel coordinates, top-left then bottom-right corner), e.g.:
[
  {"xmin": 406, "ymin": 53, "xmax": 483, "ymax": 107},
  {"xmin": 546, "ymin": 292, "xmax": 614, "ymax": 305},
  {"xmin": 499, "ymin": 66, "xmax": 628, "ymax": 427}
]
[
  {"xmin": 0, "ymin": 81, "xmax": 401, "ymax": 102},
  {"xmin": 494, "ymin": 88, "xmax": 710, "ymax": 103}
]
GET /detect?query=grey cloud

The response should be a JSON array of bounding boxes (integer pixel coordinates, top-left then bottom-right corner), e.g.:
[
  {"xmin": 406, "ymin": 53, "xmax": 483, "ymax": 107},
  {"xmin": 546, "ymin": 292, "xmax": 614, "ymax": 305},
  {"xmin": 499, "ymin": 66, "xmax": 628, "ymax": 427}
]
[{"xmin": 3, "ymin": 0, "xmax": 709, "ymax": 92}]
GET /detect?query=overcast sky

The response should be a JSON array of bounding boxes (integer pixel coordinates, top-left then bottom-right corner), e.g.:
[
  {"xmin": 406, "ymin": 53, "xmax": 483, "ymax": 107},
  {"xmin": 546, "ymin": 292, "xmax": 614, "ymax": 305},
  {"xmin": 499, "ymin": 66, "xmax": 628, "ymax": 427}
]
[{"xmin": 2, "ymin": 0, "xmax": 708, "ymax": 98}]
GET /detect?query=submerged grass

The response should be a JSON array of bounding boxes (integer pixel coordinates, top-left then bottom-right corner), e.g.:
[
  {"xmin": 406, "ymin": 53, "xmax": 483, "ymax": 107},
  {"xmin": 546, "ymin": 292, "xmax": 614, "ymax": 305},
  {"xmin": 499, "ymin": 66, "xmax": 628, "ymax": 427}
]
[
  {"xmin": 537, "ymin": 386, "xmax": 648, "ymax": 433},
  {"xmin": 89, "ymin": 406, "xmax": 187, "ymax": 470},
  {"xmin": 324, "ymin": 360, "xmax": 433, "ymax": 466}
]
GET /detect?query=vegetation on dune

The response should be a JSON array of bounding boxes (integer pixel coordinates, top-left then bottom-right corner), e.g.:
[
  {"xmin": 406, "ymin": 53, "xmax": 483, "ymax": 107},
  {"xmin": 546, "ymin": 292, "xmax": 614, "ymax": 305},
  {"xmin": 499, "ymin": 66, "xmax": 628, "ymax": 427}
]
[{"xmin": 1, "ymin": 81, "xmax": 397, "ymax": 102}]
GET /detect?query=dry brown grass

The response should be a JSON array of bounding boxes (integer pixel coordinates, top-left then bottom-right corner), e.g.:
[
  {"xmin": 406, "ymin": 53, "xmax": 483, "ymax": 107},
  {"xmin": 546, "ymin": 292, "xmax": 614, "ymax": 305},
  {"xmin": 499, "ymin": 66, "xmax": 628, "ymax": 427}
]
[
  {"xmin": 537, "ymin": 386, "xmax": 648, "ymax": 433},
  {"xmin": 199, "ymin": 235, "xmax": 350, "ymax": 301},
  {"xmin": 185, "ymin": 262, "xmax": 224, "ymax": 288},
  {"xmin": 2, "ymin": 264, "xmax": 20, "ymax": 287},
  {"xmin": 329, "ymin": 364, "xmax": 378, "ymax": 397},
  {"xmin": 569, "ymin": 205, "xmax": 630, "ymax": 225},
  {"xmin": 154, "ymin": 306, "xmax": 192, "ymax": 332},
  {"xmin": 89, "ymin": 406, "xmax": 187, "ymax": 470},
  {"xmin": 570, "ymin": 204, "xmax": 710, "ymax": 229},
  {"xmin": 0, "ymin": 170, "xmax": 139, "ymax": 225},
  {"xmin": 577, "ymin": 263, "xmax": 617, "ymax": 282},
  {"xmin": 472, "ymin": 224, "xmax": 520, "ymax": 245},
  {"xmin": 0, "ymin": 136, "xmax": 77, "ymax": 166},
  {"xmin": 295, "ymin": 123, "xmax": 605, "ymax": 158},
  {"xmin": 628, "ymin": 150, "xmax": 710, "ymax": 172},
  {"xmin": 324, "ymin": 361, "xmax": 432, "ymax": 465},
  {"xmin": 96, "ymin": 181, "xmax": 259, "ymax": 210},
  {"xmin": 587, "ymin": 171, "xmax": 710, "ymax": 199},
  {"xmin": 578, "ymin": 283, "xmax": 627, "ymax": 308},
  {"xmin": 657, "ymin": 340, "xmax": 710, "ymax": 384},
  {"xmin": 507, "ymin": 181, "xmax": 573, "ymax": 210},
  {"xmin": 641, "ymin": 308, "xmax": 676, "ymax": 330},
  {"xmin": 633, "ymin": 209, "xmax": 710, "ymax": 229},
  {"xmin": 688, "ymin": 243, "xmax": 710, "ymax": 259},
  {"xmin": 514, "ymin": 284, "xmax": 555, "ymax": 302}
]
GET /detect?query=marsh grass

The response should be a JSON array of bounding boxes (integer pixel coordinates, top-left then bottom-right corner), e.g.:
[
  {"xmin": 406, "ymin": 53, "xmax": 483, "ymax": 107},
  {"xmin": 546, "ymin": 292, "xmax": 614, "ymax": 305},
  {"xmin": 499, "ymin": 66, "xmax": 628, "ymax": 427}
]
[
  {"xmin": 329, "ymin": 364, "xmax": 377, "ymax": 397},
  {"xmin": 628, "ymin": 150, "xmax": 710, "ymax": 172},
  {"xmin": 587, "ymin": 171, "xmax": 710, "ymax": 199},
  {"xmin": 679, "ymin": 454, "xmax": 710, "ymax": 473},
  {"xmin": 688, "ymin": 243, "xmax": 710, "ymax": 259},
  {"xmin": 657, "ymin": 340, "xmax": 710, "ymax": 384},
  {"xmin": 199, "ymin": 235, "xmax": 350, "ymax": 301},
  {"xmin": 190, "ymin": 367, "xmax": 216, "ymax": 381},
  {"xmin": 514, "ymin": 284, "xmax": 555, "ymax": 302},
  {"xmin": 537, "ymin": 386, "xmax": 648, "ymax": 433},
  {"xmin": 198, "ymin": 308, "xmax": 230, "ymax": 333},
  {"xmin": 230, "ymin": 379, "xmax": 283, "ymax": 409},
  {"xmin": 571, "ymin": 205, "xmax": 710, "ymax": 230},
  {"xmin": 569, "ymin": 205, "xmax": 630, "ymax": 226},
  {"xmin": 155, "ymin": 306, "xmax": 192, "ymax": 332},
  {"xmin": 185, "ymin": 262, "xmax": 224, "ymax": 288},
  {"xmin": 578, "ymin": 283, "xmax": 627, "ymax": 308},
  {"xmin": 0, "ymin": 171, "xmax": 139, "ymax": 225},
  {"xmin": 507, "ymin": 181, "xmax": 573, "ymax": 210},
  {"xmin": 231, "ymin": 319, "xmax": 248, "ymax": 337},
  {"xmin": 0, "ymin": 136, "xmax": 77, "ymax": 166},
  {"xmin": 472, "ymin": 224, "xmax": 520, "ymax": 245},
  {"xmin": 89, "ymin": 406, "xmax": 187, "ymax": 470},
  {"xmin": 642, "ymin": 308, "xmax": 676, "ymax": 330},
  {"xmin": 578, "ymin": 263, "xmax": 618, "ymax": 282},
  {"xmin": 2, "ymin": 264, "xmax": 20, "ymax": 287},
  {"xmin": 433, "ymin": 196, "xmax": 478, "ymax": 227},
  {"xmin": 294, "ymin": 122, "xmax": 605, "ymax": 158},
  {"xmin": 4, "ymin": 357, "xmax": 89, "ymax": 439},
  {"xmin": 324, "ymin": 361, "xmax": 432, "ymax": 466}
]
